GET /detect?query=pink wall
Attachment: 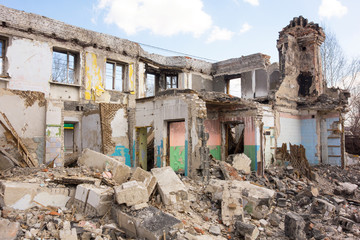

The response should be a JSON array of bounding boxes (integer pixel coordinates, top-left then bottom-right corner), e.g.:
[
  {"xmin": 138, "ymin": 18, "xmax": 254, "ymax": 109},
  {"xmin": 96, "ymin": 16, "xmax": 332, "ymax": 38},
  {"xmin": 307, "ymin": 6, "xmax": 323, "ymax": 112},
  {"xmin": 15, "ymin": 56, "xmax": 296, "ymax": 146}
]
[
  {"xmin": 204, "ymin": 119, "xmax": 221, "ymax": 146},
  {"xmin": 169, "ymin": 121, "xmax": 186, "ymax": 146}
]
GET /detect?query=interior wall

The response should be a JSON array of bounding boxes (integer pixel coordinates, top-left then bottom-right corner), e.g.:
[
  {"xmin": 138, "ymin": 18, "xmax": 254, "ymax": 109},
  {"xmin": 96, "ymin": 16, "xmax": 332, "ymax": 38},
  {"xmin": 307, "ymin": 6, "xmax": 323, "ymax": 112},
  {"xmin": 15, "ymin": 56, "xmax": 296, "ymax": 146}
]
[
  {"xmin": 7, "ymin": 37, "xmax": 52, "ymax": 96},
  {"xmin": 277, "ymin": 112, "xmax": 302, "ymax": 147},
  {"xmin": 45, "ymin": 100, "xmax": 63, "ymax": 166},
  {"xmin": 169, "ymin": 121, "xmax": 186, "ymax": 172},
  {"xmin": 0, "ymin": 89, "xmax": 46, "ymax": 165},
  {"xmin": 204, "ymin": 119, "xmax": 221, "ymax": 160}
]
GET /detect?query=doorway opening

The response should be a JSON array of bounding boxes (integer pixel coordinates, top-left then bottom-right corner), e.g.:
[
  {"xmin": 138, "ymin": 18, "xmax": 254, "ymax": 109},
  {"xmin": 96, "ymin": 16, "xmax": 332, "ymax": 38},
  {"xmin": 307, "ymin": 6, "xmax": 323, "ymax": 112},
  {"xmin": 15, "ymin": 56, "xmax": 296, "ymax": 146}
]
[
  {"xmin": 225, "ymin": 122, "xmax": 244, "ymax": 158},
  {"xmin": 167, "ymin": 120, "xmax": 186, "ymax": 174}
]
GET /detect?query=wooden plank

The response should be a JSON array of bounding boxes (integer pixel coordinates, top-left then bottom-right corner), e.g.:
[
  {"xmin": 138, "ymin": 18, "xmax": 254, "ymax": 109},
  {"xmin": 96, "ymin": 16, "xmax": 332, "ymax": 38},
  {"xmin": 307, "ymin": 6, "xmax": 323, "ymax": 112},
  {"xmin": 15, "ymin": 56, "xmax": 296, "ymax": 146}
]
[
  {"xmin": 0, "ymin": 148, "xmax": 23, "ymax": 167},
  {"xmin": 0, "ymin": 112, "xmax": 37, "ymax": 167}
]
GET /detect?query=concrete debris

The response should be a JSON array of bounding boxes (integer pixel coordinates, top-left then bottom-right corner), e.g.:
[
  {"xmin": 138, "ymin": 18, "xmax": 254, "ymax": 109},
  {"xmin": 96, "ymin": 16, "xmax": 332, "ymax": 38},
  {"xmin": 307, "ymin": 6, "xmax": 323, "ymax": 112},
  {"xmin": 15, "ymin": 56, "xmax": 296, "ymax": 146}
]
[
  {"xmin": 221, "ymin": 181, "xmax": 244, "ymax": 226},
  {"xmin": 335, "ymin": 182, "xmax": 358, "ymax": 195},
  {"xmin": 151, "ymin": 166, "xmax": 188, "ymax": 206},
  {"xmin": 0, "ymin": 218, "xmax": 20, "ymax": 240},
  {"xmin": 130, "ymin": 167, "xmax": 156, "ymax": 197},
  {"xmin": 0, "ymin": 156, "xmax": 358, "ymax": 239},
  {"xmin": 284, "ymin": 212, "xmax": 306, "ymax": 240},
  {"xmin": 114, "ymin": 180, "xmax": 149, "ymax": 206},
  {"xmin": 78, "ymin": 148, "xmax": 130, "ymax": 184},
  {"xmin": 74, "ymin": 184, "xmax": 114, "ymax": 217},
  {"xmin": 0, "ymin": 180, "xmax": 70, "ymax": 210},
  {"xmin": 235, "ymin": 221, "xmax": 259, "ymax": 240},
  {"xmin": 229, "ymin": 153, "xmax": 251, "ymax": 174},
  {"xmin": 112, "ymin": 205, "xmax": 182, "ymax": 240}
]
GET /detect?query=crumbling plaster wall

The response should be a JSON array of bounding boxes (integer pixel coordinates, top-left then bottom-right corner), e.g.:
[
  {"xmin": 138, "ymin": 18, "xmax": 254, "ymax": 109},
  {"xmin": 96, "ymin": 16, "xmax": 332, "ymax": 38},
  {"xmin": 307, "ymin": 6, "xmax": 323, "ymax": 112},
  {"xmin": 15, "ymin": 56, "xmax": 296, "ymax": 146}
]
[
  {"xmin": 135, "ymin": 92, "xmax": 207, "ymax": 177},
  {"xmin": 6, "ymin": 37, "xmax": 52, "ymax": 95},
  {"xmin": 212, "ymin": 53, "xmax": 276, "ymax": 99},
  {"xmin": 0, "ymin": 89, "xmax": 46, "ymax": 164}
]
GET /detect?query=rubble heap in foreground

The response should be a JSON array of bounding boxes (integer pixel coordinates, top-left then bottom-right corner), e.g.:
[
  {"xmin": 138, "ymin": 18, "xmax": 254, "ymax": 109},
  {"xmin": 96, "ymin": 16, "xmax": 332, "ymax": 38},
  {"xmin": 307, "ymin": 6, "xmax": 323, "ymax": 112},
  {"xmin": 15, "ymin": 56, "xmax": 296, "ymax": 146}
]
[{"xmin": 0, "ymin": 149, "xmax": 359, "ymax": 240}]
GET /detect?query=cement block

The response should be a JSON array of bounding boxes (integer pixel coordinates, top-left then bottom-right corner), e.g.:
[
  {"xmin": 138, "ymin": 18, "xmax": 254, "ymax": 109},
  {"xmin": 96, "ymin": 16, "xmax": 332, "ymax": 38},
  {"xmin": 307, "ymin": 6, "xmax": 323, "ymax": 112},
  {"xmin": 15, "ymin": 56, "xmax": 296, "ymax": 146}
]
[
  {"xmin": 230, "ymin": 153, "xmax": 251, "ymax": 174},
  {"xmin": 59, "ymin": 228, "xmax": 78, "ymax": 240},
  {"xmin": 151, "ymin": 166, "xmax": 188, "ymax": 205},
  {"xmin": 74, "ymin": 184, "xmax": 114, "ymax": 217},
  {"xmin": 78, "ymin": 148, "xmax": 130, "ymax": 184},
  {"xmin": 284, "ymin": 212, "xmax": 306, "ymax": 240},
  {"xmin": 130, "ymin": 167, "xmax": 156, "ymax": 197},
  {"xmin": 0, "ymin": 218, "xmax": 20, "ymax": 240},
  {"xmin": 112, "ymin": 205, "xmax": 182, "ymax": 240},
  {"xmin": 205, "ymin": 180, "xmax": 275, "ymax": 219},
  {"xmin": 0, "ymin": 181, "xmax": 70, "ymax": 210},
  {"xmin": 235, "ymin": 221, "xmax": 259, "ymax": 240},
  {"xmin": 114, "ymin": 181, "xmax": 148, "ymax": 206},
  {"xmin": 221, "ymin": 181, "xmax": 244, "ymax": 226},
  {"xmin": 112, "ymin": 206, "xmax": 137, "ymax": 238}
]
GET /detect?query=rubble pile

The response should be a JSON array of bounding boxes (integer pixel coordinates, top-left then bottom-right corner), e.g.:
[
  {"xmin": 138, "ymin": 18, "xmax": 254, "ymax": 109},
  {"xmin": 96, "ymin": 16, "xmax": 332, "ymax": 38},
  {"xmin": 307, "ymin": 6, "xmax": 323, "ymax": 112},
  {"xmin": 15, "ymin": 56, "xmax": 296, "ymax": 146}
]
[{"xmin": 0, "ymin": 149, "xmax": 359, "ymax": 239}]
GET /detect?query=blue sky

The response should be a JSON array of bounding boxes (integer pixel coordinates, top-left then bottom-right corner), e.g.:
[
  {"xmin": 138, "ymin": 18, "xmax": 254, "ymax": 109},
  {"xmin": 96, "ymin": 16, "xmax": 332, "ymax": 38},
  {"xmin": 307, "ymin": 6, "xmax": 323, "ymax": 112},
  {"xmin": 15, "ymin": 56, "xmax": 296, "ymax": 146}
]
[{"xmin": 0, "ymin": 0, "xmax": 359, "ymax": 63}]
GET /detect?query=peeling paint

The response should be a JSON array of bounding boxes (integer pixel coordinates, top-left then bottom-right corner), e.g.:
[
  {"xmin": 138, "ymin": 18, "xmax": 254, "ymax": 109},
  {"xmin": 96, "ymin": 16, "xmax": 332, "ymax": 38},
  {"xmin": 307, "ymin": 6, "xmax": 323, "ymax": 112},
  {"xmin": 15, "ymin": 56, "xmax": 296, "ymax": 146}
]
[
  {"xmin": 111, "ymin": 145, "xmax": 131, "ymax": 167},
  {"xmin": 85, "ymin": 53, "xmax": 105, "ymax": 100}
]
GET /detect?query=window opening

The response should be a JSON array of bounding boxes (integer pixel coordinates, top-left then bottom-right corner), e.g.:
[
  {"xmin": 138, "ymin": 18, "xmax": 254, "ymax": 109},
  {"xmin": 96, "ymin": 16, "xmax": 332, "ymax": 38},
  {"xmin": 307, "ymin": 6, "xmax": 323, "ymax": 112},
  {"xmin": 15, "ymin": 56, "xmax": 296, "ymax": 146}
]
[
  {"xmin": 52, "ymin": 50, "xmax": 76, "ymax": 84},
  {"xmin": 146, "ymin": 73, "xmax": 155, "ymax": 97},
  {"xmin": 166, "ymin": 75, "xmax": 178, "ymax": 89},
  {"xmin": 106, "ymin": 61, "xmax": 123, "ymax": 91},
  {"xmin": 64, "ymin": 123, "xmax": 74, "ymax": 153}
]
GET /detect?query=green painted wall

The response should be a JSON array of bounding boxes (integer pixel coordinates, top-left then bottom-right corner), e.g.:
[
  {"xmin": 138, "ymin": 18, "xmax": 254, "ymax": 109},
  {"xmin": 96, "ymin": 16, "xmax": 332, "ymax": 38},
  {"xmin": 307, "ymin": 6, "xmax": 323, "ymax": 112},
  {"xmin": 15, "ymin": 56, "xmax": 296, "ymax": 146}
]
[
  {"xmin": 244, "ymin": 145, "xmax": 257, "ymax": 171},
  {"xmin": 170, "ymin": 146, "xmax": 185, "ymax": 172},
  {"xmin": 209, "ymin": 145, "xmax": 221, "ymax": 160}
]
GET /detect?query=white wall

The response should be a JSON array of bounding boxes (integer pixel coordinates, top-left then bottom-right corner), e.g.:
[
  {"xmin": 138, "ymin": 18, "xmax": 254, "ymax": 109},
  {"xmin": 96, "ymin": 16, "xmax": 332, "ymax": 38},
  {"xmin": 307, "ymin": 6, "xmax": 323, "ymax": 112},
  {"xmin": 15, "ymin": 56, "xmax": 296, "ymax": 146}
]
[{"xmin": 7, "ymin": 37, "xmax": 52, "ymax": 96}]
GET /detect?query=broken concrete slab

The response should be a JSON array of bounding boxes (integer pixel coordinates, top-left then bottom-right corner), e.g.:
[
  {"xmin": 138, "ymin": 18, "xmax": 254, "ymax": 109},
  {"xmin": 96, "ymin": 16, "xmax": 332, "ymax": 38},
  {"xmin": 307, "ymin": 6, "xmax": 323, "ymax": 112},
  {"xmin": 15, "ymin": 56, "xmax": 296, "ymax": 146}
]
[
  {"xmin": 311, "ymin": 198, "xmax": 336, "ymax": 219},
  {"xmin": 335, "ymin": 182, "xmax": 358, "ymax": 195},
  {"xmin": 78, "ymin": 148, "xmax": 130, "ymax": 184},
  {"xmin": 284, "ymin": 212, "xmax": 306, "ymax": 240},
  {"xmin": 235, "ymin": 221, "xmax": 259, "ymax": 240},
  {"xmin": 112, "ymin": 205, "xmax": 182, "ymax": 240},
  {"xmin": 74, "ymin": 184, "xmax": 114, "ymax": 217},
  {"xmin": 0, "ymin": 180, "xmax": 70, "ymax": 210},
  {"xmin": 151, "ymin": 166, "xmax": 188, "ymax": 205},
  {"xmin": 206, "ymin": 180, "xmax": 275, "ymax": 219},
  {"xmin": 221, "ymin": 181, "xmax": 244, "ymax": 226},
  {"xmin": 219, "ymin": 161, "xmax": 244, "ymax": 181},
  {"xmin": 130, "ymin": 167, "xmax": 156, "ymax": 198},
  {"xmin": 59, "ymin": 228, "xmax": 78, "ymax": 240},
  {"xmin": 229, "ymin": 153, "xmax": 251, "ymax": 174},
  {"xmin": 0, "ymin": 218, "xmax": 20, "ymax": 240},
  {"xmin": 114, "ymin": 180, "xmax": 148, "ymax": 207}
]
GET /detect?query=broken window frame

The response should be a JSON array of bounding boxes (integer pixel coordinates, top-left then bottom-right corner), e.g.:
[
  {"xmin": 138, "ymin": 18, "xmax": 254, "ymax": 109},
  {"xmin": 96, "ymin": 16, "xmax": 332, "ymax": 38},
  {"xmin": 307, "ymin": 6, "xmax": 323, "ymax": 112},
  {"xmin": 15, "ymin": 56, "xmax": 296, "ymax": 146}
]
[
  {"xmin": 52, "ymin": 49, "xmax": 77, "ymax": 84},
  {"xmin": 0, "ymin": 37, "xmax": 8, "ymax": 77},
  {"xmin": 225, "ymin": 74, "xmax": 242, "ymax": 97},
  {"xmin": 105, "ymin": 60, "xmax": 125, "ymax": 91},
  {"xmin": 165, "ymin": 75, "xmax": 178, "ymax": 89},
  {"xmin": 145, "ymin": 73, "xmax": 156, "ymax": 97}
]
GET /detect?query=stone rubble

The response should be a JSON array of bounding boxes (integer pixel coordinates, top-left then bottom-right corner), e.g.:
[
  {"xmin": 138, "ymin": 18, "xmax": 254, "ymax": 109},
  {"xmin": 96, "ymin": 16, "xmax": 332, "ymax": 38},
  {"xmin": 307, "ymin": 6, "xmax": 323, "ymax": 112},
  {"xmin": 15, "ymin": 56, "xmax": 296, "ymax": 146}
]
[{"xmin": 0, "ymin": 150, "xmax": 358, "ymax": 239}]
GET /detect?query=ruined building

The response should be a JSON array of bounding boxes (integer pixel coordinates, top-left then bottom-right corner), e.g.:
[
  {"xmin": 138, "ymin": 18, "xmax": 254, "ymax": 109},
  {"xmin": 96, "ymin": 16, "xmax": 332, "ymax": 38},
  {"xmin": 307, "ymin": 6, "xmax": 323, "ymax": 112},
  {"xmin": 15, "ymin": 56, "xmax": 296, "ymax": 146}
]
[{"xmin": 0, "ymin": 6, "xmax": 349, "ymax": 178}]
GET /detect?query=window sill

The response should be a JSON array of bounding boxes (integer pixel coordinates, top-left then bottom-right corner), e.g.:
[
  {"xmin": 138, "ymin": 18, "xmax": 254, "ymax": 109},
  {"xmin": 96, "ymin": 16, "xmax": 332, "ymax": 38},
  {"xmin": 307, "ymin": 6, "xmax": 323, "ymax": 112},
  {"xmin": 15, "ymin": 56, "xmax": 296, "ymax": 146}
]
[
  {"xmin": 0, "ymin": 76, "xmax": 10, "ymax": 82},
  {"xmin": 50, "ymin": 81, "xmax": 81, "ymax": 88}
]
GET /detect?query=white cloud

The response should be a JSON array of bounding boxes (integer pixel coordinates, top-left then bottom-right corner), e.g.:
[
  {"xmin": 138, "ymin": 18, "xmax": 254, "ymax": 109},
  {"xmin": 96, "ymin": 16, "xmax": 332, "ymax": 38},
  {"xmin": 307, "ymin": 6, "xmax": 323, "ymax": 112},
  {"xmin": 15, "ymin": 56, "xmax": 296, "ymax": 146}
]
[
  {"xmin": 96, "ymin": 0, "xmax": 212, "ymax": 37},
  {"xmin": 206, "ymin": 26, "xmax": 234, "ymax": 43},
  {"xmin": 243, "ymin": 0, "xmax": 259, "ymax": 6},
  {"xmin": 319, "ymin": 0, "xmax": 347, "ymax": 18},
  {"xmin": 239, "ymin": 23, "xmax": 252, "ymax": 34}
]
